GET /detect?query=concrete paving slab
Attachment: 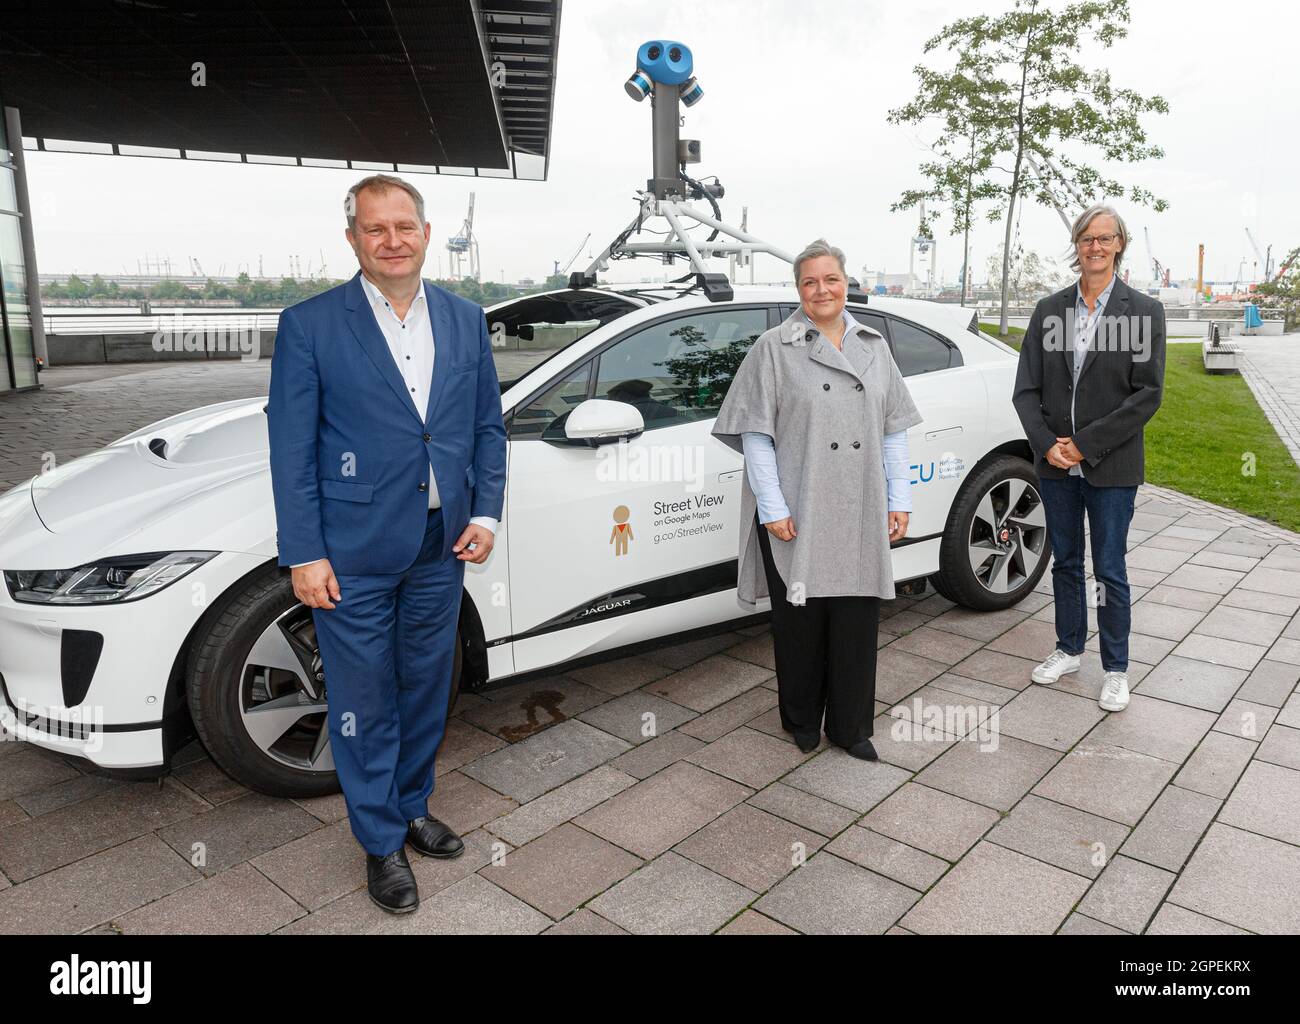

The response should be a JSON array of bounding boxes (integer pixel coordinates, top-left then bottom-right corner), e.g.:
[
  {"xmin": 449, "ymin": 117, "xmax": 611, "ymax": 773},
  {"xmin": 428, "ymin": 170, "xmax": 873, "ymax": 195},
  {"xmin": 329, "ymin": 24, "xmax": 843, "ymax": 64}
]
[
  {"xmin": 755, "ymin": 852, "xmax": 918, "ymax": 935},
  {"xmin": 588, "ymin": 852, "xmax": 755, "ymax": 935},
  {"xmin": 901, "ymin": 842, "xmax": 1088, "ymax": 935}
]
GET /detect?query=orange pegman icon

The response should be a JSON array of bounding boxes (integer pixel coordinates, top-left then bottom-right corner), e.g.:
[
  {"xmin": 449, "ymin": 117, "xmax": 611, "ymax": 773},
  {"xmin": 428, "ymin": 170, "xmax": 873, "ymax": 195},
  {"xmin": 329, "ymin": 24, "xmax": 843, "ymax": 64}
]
[{"xmin": 610, "ymin": 505, "xmax": 635, "ymax": 556}]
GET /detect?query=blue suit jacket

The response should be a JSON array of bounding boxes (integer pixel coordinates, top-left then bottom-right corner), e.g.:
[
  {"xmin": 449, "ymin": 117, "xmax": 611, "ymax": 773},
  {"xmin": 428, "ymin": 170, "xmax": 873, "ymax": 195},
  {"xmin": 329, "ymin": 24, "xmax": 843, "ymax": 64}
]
[{"xmin": 266, "ymin": 271, "xmax": 508, "ymax": 574}]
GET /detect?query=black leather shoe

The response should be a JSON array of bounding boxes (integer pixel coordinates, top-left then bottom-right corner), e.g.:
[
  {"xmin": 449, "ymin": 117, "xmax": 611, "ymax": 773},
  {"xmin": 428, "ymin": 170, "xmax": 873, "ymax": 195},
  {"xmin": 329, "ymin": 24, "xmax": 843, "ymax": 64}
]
[
  {"xmin": 846, "ymin": 738, "xmax": 879, "ymax": 761},
  {"xmin": 366, "ymin": 849, "xmax": 418, "ymax": 914},
  {"xmin": 407, "ymin": 815, "xmax": 465, "ymax": 858},
  {"xmin": 794, "ymin": 731, "xmax": 820, "ymax": 754}
]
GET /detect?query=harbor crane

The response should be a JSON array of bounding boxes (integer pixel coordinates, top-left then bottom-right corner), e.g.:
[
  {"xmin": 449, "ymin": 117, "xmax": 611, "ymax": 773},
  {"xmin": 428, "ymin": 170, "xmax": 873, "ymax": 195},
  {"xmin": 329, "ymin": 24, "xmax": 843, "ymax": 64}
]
[
  {"xmin": 1143, "ymin": 227, "xmax": 1170, "ymax": 287},
  {"xmin": 553, "ymin": 233, "xmax": 591, "ymax": 280},
  {"xmin": 1244, "ymin": 227, "xmax": 1273, "ymax": 283},
  {"xmin": 908, "ymin": 200, "xmax": 937, "ymax": 297},
  {"xmin": 447, "ymin": 193, "xmax": 480, "ymax": 281}
]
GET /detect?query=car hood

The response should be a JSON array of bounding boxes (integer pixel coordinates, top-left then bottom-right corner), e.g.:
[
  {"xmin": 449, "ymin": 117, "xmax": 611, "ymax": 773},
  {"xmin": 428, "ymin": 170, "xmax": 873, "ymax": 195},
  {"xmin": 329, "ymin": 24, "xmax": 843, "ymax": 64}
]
[{"xmin": 11, "ymin": 398, "xmax": 278, "ymax": 566}]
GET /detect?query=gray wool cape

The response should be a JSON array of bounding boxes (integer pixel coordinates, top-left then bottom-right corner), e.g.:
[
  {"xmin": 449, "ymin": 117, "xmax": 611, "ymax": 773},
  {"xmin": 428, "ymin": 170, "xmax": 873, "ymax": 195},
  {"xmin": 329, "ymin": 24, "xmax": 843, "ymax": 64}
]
[{"xmin": 712, "ymin": 309, "xmax": 923, "ymax": 606}]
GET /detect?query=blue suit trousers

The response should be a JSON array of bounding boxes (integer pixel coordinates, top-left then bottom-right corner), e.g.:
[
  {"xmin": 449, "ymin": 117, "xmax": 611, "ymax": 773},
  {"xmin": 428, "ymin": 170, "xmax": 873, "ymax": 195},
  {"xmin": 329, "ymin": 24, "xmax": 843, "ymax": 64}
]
[{"xmin": 311, "ymin": 508, "xmax": 465, "ymax": 855}]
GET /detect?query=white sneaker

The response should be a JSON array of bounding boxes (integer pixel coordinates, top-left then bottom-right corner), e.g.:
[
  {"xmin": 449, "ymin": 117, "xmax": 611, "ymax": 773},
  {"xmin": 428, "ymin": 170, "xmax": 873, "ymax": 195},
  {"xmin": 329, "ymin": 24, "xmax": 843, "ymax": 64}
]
[
  {"xmin": 1031, "ymin": 648, "xmax": 1081, "ymax": 684},
  {"xmin": 1099, "ymin": 671, "xmax": 1130, "ymax": 712}
]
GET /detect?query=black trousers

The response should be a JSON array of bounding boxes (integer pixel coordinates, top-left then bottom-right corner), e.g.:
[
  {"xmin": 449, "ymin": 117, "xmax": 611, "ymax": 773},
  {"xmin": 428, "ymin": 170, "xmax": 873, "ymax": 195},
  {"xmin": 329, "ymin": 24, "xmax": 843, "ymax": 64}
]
[{"xmin": 754, "ymin": 514, "xmax": 880, "ymax": 746}]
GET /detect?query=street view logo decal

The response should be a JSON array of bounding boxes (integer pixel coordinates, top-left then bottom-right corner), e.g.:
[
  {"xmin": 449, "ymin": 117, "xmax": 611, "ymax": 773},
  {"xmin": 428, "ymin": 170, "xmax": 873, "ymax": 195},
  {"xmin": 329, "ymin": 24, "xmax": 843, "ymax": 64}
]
[{"xmin": 610, "ymin": 505, "xmax": 635, "ymax": 556}]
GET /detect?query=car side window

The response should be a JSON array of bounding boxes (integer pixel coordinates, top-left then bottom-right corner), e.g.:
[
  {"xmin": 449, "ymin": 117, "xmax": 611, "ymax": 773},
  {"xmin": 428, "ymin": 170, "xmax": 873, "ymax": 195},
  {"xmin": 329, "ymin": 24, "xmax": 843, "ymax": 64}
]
[
  {"xmin": 847, "ymin": 308, "xmax": 892, "ymax": 342},
  {"xmin": 509, "ymin": 361, "xmax": 592, "ymax": 441},
  {"xmin": 885, "ymin": 318, "xmax": 960, "ymax": 376},
  {"xmin": 486, "ymin": 291, "xmax": 637, "ymax": 348},
  {"xmin": 593, "ymin": 308, "xmax": 768, "ymax": 432}
]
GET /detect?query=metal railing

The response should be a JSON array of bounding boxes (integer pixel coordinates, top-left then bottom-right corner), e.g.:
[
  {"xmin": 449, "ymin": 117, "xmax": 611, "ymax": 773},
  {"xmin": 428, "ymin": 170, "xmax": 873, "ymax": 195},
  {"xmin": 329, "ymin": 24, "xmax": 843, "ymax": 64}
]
[
  {"xmin": 976, "ymin": 303, "xmax": 1284, "ymax": 321},
  {"xmin": 42, "ymin": 308, "xmax": 285, "ymax": 336}
]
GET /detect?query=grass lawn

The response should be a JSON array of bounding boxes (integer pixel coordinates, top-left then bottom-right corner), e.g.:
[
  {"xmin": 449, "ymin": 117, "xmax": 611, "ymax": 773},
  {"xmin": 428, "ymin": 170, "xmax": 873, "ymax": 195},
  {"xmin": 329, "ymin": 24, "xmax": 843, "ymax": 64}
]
[
  {"xmin": 978, "ymin": 323, "xmax": 1195, "ymax": 345},
  {"xmin": 1147, "ymin": 345, "xmax": 1300, "ymax": 532},
  {"xmin": 978, "ymin": 323, "xmax": 1300, "ymax": 532},
  {"xmin": 979, "ymin": 323, "xmax": 1025, "ymax": 343}
]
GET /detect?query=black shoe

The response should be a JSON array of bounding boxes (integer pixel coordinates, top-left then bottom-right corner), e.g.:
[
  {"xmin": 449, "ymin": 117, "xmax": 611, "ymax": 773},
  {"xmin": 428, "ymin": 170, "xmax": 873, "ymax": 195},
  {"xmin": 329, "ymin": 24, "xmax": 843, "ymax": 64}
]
[
  {"xmin": 407, "ymin": 815, "xmax": 465, "ymax": 858},
  {"xmin": 794, "ymin": 731, "xmax": 820, "ymax": 754},
  {"xmin": 366, "ymin": 849, "xmax": 419, "ymax": 914},
  {"xmin": 845, "ymin": 738, "xmax": 879, "ymax": 761}
]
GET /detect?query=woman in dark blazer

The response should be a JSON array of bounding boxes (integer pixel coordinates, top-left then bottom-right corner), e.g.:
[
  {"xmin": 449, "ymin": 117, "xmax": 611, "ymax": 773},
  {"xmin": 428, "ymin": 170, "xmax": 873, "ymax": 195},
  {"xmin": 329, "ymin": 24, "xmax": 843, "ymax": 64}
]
[{"xmin": 1011, "ymin": 204, "xmax": 1166, "ymax": 714}]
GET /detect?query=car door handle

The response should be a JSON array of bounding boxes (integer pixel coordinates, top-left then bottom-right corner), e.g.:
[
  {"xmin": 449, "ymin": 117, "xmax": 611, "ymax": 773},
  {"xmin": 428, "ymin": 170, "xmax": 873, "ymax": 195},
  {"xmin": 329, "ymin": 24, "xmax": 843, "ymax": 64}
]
[
  {"xmin": 718, "ymin": 470, "xmax": 743, "ymax": 483},
  {"xmin": 924, "ymin": 427, "xmax": 962, "ymax": 441}
]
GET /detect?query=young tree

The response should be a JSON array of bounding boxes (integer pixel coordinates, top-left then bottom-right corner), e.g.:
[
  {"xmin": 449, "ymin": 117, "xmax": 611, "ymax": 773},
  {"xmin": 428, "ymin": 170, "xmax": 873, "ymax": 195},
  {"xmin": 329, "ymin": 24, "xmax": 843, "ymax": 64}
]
[
  {"xmin": 985, "ymin": 246, "xmax": 1070, "ymax": 304},
  {"xmin": 1254, "ymin": 246, "xmax": 1300, "ymax": 331},
  {"xmin": 891, "ymin": 0, "xmax": 1169, "ymax": 335},
  {"xmin": 889, "ymin": 71, "xmax": 1003, "ymax": 306}
]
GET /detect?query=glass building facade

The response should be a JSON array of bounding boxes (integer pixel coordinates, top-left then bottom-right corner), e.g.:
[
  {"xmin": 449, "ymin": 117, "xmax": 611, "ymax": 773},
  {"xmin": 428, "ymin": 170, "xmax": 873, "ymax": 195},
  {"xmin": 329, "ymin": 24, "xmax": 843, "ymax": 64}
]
[{"xmin": 0, "ymin": 108, "xmax": 37, "ymax": 393}]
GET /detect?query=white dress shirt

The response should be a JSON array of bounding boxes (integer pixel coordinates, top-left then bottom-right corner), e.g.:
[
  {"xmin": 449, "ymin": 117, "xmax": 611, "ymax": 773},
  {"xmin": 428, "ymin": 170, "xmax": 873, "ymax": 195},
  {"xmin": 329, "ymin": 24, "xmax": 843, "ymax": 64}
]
[{"xmin": 289, "ymin": 274, "xmax": 496, "ymax": 568}]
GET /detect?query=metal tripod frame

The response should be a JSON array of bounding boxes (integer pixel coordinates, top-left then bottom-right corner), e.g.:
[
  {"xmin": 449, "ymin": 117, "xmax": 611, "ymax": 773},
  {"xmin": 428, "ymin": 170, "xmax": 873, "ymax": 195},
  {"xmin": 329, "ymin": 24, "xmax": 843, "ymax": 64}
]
[{"xmin": 583, "ymin": 194, "xmax": 794, "ymax": 280}]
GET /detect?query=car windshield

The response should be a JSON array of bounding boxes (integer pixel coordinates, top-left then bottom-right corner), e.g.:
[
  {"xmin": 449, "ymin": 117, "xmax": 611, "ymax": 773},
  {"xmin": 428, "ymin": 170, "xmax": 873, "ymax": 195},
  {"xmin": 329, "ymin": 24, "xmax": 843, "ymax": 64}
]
[{"xmin": 492, "ymin": 291, "xmax": 640, "ymax": 391}]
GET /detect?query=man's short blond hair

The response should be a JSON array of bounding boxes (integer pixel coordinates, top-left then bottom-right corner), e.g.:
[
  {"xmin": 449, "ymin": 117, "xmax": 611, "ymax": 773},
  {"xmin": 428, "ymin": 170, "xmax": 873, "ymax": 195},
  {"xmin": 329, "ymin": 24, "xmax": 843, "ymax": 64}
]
[{"xmin": 345, "ymin": 174, "xmax": 426, "ymax": 231}]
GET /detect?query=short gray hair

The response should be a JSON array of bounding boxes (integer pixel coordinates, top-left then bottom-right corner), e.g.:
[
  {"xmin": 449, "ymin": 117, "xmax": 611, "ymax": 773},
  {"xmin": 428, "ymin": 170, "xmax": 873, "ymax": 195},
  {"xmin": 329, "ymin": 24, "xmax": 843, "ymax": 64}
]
[
  {"xmin": 1068, "ymin": 203, "xmax": 1128, "ymax": 274},
  {"xmin": 794, "ymin": 238, "xmax": 847, "ymax": 283},
  {"xmin": 345, "ymin": 174, "xmax": 426, "ymax": 231}
]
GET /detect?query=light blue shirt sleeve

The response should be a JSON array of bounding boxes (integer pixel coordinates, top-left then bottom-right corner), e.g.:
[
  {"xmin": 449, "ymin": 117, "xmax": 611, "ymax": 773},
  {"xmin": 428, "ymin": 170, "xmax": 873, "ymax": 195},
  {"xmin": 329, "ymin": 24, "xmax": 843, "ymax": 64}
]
[
  {"xmin": 741, "ymin": 432, "xmax": 791, "ymax": 524},
  {"xmin": 883, "ymin": 429, "xmax": 912, "ymax": 512},
  {"xmin": 745, "ymin": 430, "xmax": 911, "ymax": 518}
]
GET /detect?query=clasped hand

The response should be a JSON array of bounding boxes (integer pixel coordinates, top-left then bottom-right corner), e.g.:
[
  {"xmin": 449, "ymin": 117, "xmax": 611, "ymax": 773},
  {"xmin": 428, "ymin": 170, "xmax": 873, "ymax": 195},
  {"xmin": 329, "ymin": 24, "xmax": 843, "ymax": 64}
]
[{"xmin": 1047, "ymin": 437, "xmax": 1083, "ymax": 470}]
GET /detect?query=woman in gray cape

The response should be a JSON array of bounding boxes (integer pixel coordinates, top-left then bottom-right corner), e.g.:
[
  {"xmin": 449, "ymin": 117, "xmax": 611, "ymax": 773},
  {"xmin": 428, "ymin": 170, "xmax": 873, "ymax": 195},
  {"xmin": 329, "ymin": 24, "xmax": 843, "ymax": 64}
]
[{"xmin": 712, "ymin": 240, "xmax": 922, "ymax": 760}]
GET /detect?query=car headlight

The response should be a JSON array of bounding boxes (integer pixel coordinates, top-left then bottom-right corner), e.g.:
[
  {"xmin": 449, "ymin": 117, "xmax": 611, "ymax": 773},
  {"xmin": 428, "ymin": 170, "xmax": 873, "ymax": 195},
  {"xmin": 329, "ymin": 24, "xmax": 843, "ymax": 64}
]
[{"xmin": 3, "ymin": 551, "xmax": 218, "ymax": 605}]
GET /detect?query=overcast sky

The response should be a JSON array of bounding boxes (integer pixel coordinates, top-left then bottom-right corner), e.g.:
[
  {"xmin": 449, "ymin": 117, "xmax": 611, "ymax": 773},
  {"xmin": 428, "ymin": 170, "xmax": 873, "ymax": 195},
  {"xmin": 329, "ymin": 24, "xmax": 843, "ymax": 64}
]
[{"xmin": 21, "ymin": 0, "xmax": 1298, "ymax": 290}]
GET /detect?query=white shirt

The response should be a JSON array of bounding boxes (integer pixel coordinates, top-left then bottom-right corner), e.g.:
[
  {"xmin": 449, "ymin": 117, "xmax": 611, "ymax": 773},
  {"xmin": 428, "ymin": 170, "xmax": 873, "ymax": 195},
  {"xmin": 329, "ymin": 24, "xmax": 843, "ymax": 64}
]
[
  {"xmin": 360, "ymin": 273, "xmax": 438, "ymax": 507},
  {"xmin": 289, "ymin": 274, "xmax": 495, "ymax": 568}
]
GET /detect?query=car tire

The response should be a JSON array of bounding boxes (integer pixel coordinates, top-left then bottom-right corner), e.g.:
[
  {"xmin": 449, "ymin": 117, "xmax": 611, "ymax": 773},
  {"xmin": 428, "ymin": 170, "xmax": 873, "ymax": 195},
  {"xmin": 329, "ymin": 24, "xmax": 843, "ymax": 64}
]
[
  {"xmin": 927, "ymin": 569, "xmax": 957, "ymax": 604},
  {"xmin": 931, "ymin": 454, "xmax": 1050, "ymax": 612},
  {"xmin": 186, "ymin": 563, "xmax": 462, "ymax": 799}
]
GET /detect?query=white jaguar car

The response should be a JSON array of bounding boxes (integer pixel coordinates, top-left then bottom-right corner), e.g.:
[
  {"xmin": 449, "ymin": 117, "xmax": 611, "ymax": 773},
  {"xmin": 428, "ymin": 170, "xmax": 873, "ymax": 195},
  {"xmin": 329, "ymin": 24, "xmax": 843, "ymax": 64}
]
[{"xmin": 0, "ymin": 283, "xmax": 1048, "ymax": 796}]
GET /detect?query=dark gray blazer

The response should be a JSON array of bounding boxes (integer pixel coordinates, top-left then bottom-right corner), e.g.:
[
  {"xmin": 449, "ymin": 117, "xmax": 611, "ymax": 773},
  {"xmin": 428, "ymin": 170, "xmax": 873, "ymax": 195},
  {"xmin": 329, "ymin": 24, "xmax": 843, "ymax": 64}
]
[{"xmin": 1012, "ymin": 277, "xmax": 1166, "ymax": 487}]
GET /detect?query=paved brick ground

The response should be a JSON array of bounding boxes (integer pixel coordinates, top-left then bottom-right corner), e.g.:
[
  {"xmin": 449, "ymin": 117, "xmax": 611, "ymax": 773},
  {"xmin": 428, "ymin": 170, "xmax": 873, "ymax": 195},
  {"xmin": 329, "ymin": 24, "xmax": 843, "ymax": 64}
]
[
  {"xmin": 1236, "ymin": 333, "xmax": 1300, "ymax": 468},
  {"xmin": 1, "ymin": 361, "xmax": 1299, "ymax": 934}
]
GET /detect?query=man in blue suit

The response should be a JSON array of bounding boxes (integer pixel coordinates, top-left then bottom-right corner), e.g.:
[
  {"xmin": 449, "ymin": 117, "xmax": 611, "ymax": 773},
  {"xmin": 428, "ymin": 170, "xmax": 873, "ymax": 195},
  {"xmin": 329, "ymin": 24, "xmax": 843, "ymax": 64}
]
[{"xmin": 267, "ymin": 174, "xmax": 507, "ymax": 913}]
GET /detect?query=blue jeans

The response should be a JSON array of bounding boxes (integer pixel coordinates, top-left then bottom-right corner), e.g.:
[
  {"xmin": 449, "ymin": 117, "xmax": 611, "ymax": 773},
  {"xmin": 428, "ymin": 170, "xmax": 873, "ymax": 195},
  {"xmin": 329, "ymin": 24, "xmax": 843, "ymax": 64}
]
[{"xmin": 1038, "ymin": 475, "xmax": 1137, "ymax": 672}]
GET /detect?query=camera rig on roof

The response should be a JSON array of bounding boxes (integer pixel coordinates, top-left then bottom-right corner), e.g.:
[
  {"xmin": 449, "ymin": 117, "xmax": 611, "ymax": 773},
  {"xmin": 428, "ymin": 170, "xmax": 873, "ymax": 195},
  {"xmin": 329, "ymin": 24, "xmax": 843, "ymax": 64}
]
[{"xmin": 574, "ymin": 40, "xmax": 865, "ymax": 304}]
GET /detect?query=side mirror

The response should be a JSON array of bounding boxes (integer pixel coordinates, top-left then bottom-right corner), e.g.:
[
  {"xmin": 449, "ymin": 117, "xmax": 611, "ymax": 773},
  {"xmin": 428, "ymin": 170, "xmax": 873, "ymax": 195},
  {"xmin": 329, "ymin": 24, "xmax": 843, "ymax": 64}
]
[
  {"xmin": 564, "ymin": 399, "xmax": 645, "ymax": 445},
  {"xmin": 517, "ymin": 323, "xmax": 535, "ymax": 343}
]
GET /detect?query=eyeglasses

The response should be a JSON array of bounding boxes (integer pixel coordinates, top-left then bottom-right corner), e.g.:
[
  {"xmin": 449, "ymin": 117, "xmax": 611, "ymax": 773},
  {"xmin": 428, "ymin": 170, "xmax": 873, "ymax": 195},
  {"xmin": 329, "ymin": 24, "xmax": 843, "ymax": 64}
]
[{"xmin": 1077, "ymin": 233, "xmax": 1119, "ymax": 248}]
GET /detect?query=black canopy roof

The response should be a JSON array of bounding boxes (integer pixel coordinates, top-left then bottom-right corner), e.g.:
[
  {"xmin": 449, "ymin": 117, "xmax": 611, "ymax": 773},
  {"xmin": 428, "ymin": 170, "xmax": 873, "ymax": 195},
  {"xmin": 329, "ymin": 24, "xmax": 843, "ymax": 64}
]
[{"xmin": 0, "ymin": 0, "xmax": 561, "ymax": 175}]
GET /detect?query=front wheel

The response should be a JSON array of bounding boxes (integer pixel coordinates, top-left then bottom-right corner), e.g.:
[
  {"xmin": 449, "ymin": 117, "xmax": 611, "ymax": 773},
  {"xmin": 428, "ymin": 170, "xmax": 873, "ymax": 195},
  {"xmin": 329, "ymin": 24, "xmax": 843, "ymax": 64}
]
[
  {"xmin": 186, "ymin": 564, "xmax": 461, "ymax": 799},
  {"xmin": 931, "ymin": 454, "xmax": 1050, "ymax": 611}
]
